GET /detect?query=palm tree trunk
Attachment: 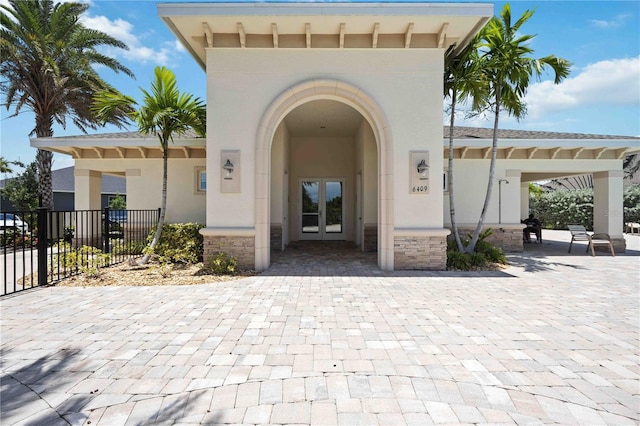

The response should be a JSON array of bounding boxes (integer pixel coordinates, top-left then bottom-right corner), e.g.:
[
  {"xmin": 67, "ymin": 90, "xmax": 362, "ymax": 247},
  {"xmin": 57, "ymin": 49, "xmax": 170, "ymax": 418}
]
[
  {"xmin": 447, "ymin": 89, "xmax": 464, "ymax": 252},
  {"xmin": 35, "ymin": 118, "xmax": 54, "ymax": 210},
  {"xmin": 466, "ymin": 86, "xmax": 501, "ymax": 253},
  {"xmin": 36, "ymin": 149, "xmax": 54, "ymax": 210},
  {"xmin": 138, "ymin": 143, "xmax": 168, "ymax": 265}
]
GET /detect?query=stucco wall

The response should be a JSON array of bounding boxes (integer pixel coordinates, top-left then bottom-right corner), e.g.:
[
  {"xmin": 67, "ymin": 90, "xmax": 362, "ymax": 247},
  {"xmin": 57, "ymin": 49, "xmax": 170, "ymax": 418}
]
[
  {"xmin": 444, "ymin": 158, "xmax": 623, "ymax": 227},
  {"xmin": 74, "ymin": 159, "xmax": 206, "ymax": 224},
  {"xmin": 356, "ymin": 120, "xmax": 378, "ymax": 242},
  {"xmin": 205, "ymin": 48, "xmax": 445, "ymax": 233},
  {"xmin": 270, "ymin": 122, "xmax": 289, "ymax": 249}
]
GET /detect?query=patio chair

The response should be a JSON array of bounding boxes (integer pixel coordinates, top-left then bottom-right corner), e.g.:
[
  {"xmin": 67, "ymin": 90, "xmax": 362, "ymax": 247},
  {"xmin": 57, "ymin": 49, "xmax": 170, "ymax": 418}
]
[
  {"xmin": 567, "ymin": 225, "xmax": 615, "ymax": 256},
  {"xmin": 625, "ymin": 222, "xmax": 640, "ymax": 235}
]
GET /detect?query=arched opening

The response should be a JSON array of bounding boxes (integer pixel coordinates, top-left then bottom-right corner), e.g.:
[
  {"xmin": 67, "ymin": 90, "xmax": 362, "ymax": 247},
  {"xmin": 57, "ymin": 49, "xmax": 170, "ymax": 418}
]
[{"xmin": 255, "ymin": 79, "xmax": 394, "ymax": 271}]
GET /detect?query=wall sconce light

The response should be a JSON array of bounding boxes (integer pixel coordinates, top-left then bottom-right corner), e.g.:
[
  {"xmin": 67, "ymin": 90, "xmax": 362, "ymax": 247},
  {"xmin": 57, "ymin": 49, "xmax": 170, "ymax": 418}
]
[
  {"xmin": 417, "ymin": 159, "xmax": 429, "ymax": 179},
  {"xmin": 222, "ymin": 159, "xmax": 234, "ymax": 179}
]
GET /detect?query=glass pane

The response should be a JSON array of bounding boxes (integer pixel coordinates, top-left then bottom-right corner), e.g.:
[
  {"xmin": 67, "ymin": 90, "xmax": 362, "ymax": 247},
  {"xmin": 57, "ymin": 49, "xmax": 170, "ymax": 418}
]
[
  {"xmin": 199, "ymin": 171, "xmax": 206, "ymax": 191},
  {"xmin": 302, "ymin": 181, "xmax": 319, "ymax": 233},
  {"xmin": 325, "ymin": 181, "xmax": 342, "ymax": 233},
  {"xmin": 302, "ymin": 182, "xmax": 319, "ymax": 213}
]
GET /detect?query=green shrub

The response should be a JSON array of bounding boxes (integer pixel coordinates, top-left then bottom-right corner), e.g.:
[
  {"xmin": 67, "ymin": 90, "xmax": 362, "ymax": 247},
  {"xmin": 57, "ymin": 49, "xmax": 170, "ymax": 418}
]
[
  {"xmin": 532, "ymin": 188, "xmax": 593, "ymax": 230},
  {"xmin": 624, "ymin": 184, "xmax": 640, "ymax": 224},
  {"xmin": 52, "ymin": 245, "xmax": 110, "ymax": 271},
  {"xmin": 148, "ymin": 223, "xmax": 204, "ymax": 264},
  {"xmin": 531, "ymin": 184, "xmax": 640, "ymax": 231},
  {"xmin": 446, "ymin": 228, "xmax": 507, "ymax": 270},
  {"xmin": 112, "ymin": 240, "xmax": 146, "ymax": 256},
  {"xmin": 207, "ymin": 252, "xmax": 237, "ymax": 275},
  {"xmin": 446, "ymin": 249, "xmax": 471, "ymax": 270}
]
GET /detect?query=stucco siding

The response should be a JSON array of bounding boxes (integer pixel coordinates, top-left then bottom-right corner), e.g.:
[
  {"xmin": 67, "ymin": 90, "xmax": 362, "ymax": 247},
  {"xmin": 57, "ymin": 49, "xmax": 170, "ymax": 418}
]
[
  {"xmin": 75, "ymin": 158, "xmax": 206, "ymax": 224},
  {"xmin": 205, "ymin": 48, "xmax": 445, "ymax": 234}
]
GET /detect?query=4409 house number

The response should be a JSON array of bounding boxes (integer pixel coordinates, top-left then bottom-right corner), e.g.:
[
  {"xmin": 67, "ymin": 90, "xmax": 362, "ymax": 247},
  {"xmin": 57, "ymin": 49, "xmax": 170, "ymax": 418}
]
[{"xmin": 412, "ymin": 185, "xmax": 428, "ymax": 193}]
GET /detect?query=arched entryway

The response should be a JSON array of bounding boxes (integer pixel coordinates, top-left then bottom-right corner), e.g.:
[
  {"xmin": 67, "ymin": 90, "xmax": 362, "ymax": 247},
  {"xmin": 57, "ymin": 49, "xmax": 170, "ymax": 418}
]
[{"xmin": 255, "ymin": 79, "xmax": 394, "ymax": 271}]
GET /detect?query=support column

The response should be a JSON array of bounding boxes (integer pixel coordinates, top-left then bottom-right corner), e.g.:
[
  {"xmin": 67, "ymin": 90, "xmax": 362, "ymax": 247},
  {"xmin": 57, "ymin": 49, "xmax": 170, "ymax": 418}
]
[
  {"xmin": 74, "ymin": 169, "xmax": 102, "ymax": 248},
  {"xmin": 593, "ymin": 170, "xmax": 625, "ymax": 252},
  {"xmin": 74, "ymin": 169, "xmax": 102, "ymax": 210},
  {"xmin": 520, "ymin": 182, "xmax": 530, "ymax": 220}
]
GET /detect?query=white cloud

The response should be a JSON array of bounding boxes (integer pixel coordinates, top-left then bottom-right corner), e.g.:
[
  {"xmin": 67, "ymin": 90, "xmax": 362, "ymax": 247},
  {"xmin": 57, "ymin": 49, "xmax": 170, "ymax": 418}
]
[
  {"xmin": 589, "ymin": 13, "xmax": 631, "ymax": 29},
  {"xmin": 81, "ymin": 14, "xmax": 172, "ymax": 65},
  {"xmin": 524, "ymin": 56, "xmax": 640, "ymax": 119}
]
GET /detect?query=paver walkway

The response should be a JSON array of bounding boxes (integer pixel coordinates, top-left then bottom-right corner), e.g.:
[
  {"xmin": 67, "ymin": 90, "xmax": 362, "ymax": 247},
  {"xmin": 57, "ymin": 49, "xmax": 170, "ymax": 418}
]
[{"xmin": 1, "ymin": 231, "xmax": 639, "ymax": 425}]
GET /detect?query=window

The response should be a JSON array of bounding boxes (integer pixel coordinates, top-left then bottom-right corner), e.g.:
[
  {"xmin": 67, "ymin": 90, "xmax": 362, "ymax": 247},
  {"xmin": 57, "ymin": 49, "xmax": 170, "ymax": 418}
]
[{"xmin": 195, "ymin": 167, "xmax": 206, "ymax": 194}]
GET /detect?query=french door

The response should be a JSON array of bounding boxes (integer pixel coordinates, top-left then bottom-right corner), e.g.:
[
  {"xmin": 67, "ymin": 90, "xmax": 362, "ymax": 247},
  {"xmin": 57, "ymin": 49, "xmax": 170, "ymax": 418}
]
[{"xmin": 299, "ymin": 179, "xmax": 345, "ymax": 240}]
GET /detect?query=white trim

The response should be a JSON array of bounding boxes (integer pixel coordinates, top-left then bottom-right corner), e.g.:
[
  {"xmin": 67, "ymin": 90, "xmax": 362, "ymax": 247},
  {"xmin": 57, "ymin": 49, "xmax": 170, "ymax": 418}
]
[
  {"xmin": 255, "ymin": 78, "xmax": 394, "ymax": 271},
  {"xmin": 194, "ymin": 166, "xmax": 206, "ymax": 195},
  {"xmin": 200, "ymin": 227, "xmax": 256, "ymax": 237},
  {"xmin": 394, "ymin": 228, "xmax": 451, "ymax": 237}
]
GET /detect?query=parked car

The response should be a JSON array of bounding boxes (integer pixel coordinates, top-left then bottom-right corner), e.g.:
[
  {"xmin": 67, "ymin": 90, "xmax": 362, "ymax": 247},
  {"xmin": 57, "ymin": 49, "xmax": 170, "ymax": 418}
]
[
  {"xmin": 108, "ymin": 210, "xmax": 128, "ymax": 223},
  {"xmin": 0, "ymin": 213, "xmax": 30, "ymax": 234}
]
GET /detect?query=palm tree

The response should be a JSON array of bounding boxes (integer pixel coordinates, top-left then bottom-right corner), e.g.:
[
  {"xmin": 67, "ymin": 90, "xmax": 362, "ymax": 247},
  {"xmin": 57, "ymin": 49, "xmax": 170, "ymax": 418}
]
[
  {"xmin": 623, "ymin": 154, "xmax": 639, "ymax": 180},
  {"xmin": 0, "ymin": 157, "xmax": 24, "ymax": 174},
  {"xmin": 92, "ymin": 66, "xmax": 206, "ymax": 264},
  {"xmin": 0, "ymin": 0, "xmax": 133, "ymax": 210},
  {"xmin": 464, "ymin": 4, "xmax": 571, "ymax": 253},
  {"xmin": 444, "ymin": 36, "xmax": 489, "ymax": 252}
]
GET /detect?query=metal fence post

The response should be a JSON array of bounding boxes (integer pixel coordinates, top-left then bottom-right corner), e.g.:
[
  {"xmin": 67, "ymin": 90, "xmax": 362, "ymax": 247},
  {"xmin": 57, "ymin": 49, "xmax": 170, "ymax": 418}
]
[
  {"xmin": 37, "ymin": 207, "xmax": 48, "ymax": 287},
  {"xmin": 103, "ymin": 207, "xmax": 110, "ymax": 254}
]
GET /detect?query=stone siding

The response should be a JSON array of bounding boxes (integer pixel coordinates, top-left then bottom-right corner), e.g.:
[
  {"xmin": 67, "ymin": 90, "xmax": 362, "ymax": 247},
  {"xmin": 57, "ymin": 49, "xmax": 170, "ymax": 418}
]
[
  {"xmin": 454, "ymin": 226, "xmax": 524, "ymax": 252},
  {"xmin": 364, "ymin": 224, "xmax": 377, "ymax": 252},
  {"xmin": 270, "ymin": 224, "xmax": 283, "ymax": 252},
  {"xmin": 204, "ymin": 235, "xmax": 255, "ymax": 269},
  {"xmin": 394, "ymin": 235, "xmax": 447, "ymax": 270}
]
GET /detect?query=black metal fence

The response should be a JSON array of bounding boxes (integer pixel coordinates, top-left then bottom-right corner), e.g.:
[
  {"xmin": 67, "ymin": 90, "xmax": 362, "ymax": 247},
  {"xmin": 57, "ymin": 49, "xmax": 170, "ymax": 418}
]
[{"xmin": 1, "ymin": 208, "xmax": 159, "ymax": 296}]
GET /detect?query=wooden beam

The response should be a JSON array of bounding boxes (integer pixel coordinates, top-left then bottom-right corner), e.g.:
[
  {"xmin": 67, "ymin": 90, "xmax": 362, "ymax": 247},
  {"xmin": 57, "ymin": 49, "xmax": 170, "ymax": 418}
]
[
  {"xmin": 405, "ymin": 22, "xmax": 414, "ymax": 48},
  {"xmin": 527, "ymin": 147, "xmax": 538, "ymax": 159},
  {"xmin": 181, "ymin": 147, "xmax": 190, "ymax": 158},
  {"xmin": 305, "ymin": 23, "xmax": 311, "ymax": 48},
  {"xmin": 594, "ymin": 147, "xmax": 607, "ymax": 159},
  {"xmin": 505, "ymin": 146, "xmax": 516, "ymax": 159},
  {"xmin": 550, "ymin": 147, "xmax": 561, "ymax": 159},
  {"xmin": 437, "ymin": 23, "xmax": 449, "ymax": 48},
  {"xmin": 272, "ymin": 23, "xmax": 278, "ymax": 48},
  {"xmin": 483, "ymin": 147, "xmax": 492, "ymax": 159},
  {"xmin": 237, "ymin": 22, "xmax": 246, "ymax": 48},
  {"xmin": 339, "ymin": 23, "xmax": 345, "ymax": 48},
  {"xmin": 202, "ymin": 22, "xmax": 213, "ymax": 48},
  {"xmin": 372, "ymin": 23, "xmax": 379, "ymax": 48},
  {"xmin": 460, "ymin": 146, "xmax": 469, "ymax": 159},
  {"xmin": 92, "ymin": 147, "xmax": 103, "ymax": 159},
  {"xmin": 137, "ymin": 147, "xmax": 147, "ymax": 159},
  {"xmin": 616, "ymin": 148, "xmax": 627, "ymax": 159},
  {"xmin": 70, "ymin": 148, "xmax": 81, "ymax": 159},
  {"xmin": 115, "ymin": 147, "xmax": 125, "ymax": 159},
  {"xmin": 571, "ymin": 148, "xmax": 584, "ymax": 159}
]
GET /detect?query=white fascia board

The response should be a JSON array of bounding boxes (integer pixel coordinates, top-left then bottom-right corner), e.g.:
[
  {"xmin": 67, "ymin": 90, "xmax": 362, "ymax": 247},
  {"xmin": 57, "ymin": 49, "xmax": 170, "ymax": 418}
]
[
  {"xmin": 446, "ymin": 138, "xmax": 640, "ymax": 150},
  {"xmin": 157, "ymin": 2, "xmax": 494, "ymax": 18}
]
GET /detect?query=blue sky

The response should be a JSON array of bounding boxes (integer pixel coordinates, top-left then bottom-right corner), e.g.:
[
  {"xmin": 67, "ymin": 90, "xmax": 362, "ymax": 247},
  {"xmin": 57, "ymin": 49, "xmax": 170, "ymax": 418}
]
[{"xmin": 1, "ymin": 0, "xmax": 639, "ymax": 174}]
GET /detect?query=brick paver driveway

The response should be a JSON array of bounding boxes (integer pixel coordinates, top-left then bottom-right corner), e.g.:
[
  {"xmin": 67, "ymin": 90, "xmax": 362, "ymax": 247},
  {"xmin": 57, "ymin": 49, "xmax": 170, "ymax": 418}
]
[{"xmin": 1, "ymin": 231, "xmax": 639, "ymax": 425}]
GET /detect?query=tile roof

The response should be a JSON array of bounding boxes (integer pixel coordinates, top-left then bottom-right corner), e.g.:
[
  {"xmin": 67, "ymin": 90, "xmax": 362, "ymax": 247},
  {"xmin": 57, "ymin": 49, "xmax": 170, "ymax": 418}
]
[
  {"xmin": 48, "ymin": 129, "xmax": 202, "ymax": 140},
  {"xmin": 43, "ymin": 127, "xmax": 638, "ymax": 141},
  {"xmin": 443, "ymin": 126, "xmax": 640, "ymax": 140}
]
